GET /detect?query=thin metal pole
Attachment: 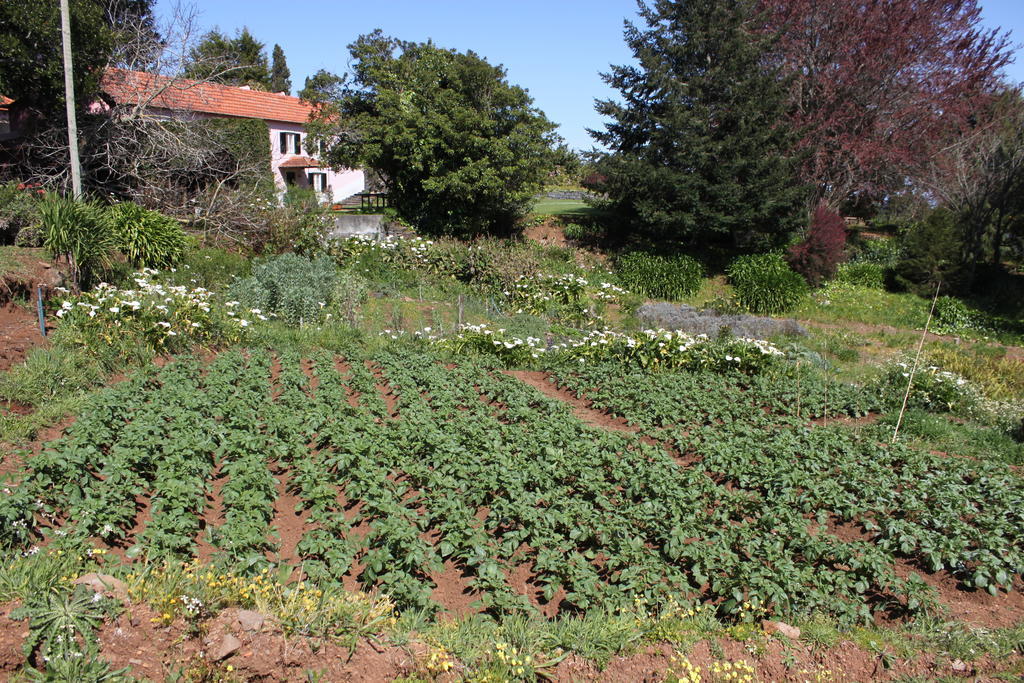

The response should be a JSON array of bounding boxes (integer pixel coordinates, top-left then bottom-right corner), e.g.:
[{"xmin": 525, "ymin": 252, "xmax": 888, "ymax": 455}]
[
  {"xmin": 60, "ymin": 0, "xmax": 83, "ymax": 198},
  {"xmin": 36, "ymin": 286, "xmax": 47, "ymax": 337}
]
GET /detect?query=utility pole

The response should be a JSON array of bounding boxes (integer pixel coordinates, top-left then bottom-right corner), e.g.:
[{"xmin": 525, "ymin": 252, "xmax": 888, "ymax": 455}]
[{"xmin": 60, "ymin": 0, "xmax": 83, "ymax": 198}]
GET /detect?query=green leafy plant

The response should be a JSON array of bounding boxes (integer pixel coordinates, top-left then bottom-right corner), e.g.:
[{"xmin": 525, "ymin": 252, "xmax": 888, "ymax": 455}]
[
  {"xmin": 230, "ymin": 253, "xmax": 338, "ymax": 326},
  {"xmin": 39, "ymin": 195, "xmax": 117, "ymax": 290},
  {"xmin": 728, "ymin": 253, "xmax": 808, "ymax": 314},
  {"xmin": 834, "ymin": 262, "xmax": 885, "ymax": 289},
  {"xmin": 108, "ymin": 202, "xmax": 189, "ymax": 269},
  {"xmin": 615, "ymin": 252, "xmax": 704, "ymax": 301}
]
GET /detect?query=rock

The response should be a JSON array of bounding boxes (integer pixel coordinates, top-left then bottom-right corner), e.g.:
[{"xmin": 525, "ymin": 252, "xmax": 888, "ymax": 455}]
[
  {"xmin": 212, "ymin": 634, "xmax": 242, "ymax": 661},
  {"xmin": 951, "ymin": 659, "xmax": 968, "ymax": 672},
  {"xmin": 128, "ymin": 658, "xmax": 144, "ymax": 666},
  {"xmin": 761, "ymin": 620, "xmax": 801, "ymax": 640},
  {"xmin": 74, "ymin": 573, "xmax": 128, "ymax": 600},
  {"xmin": 235, "ymin": 610, "xmax": 265, "ymax": 632}
]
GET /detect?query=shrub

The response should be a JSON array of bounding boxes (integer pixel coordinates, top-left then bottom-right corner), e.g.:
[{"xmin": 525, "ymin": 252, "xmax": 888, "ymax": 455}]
[
  {"xmin": 834, "ymin": 262, "xmax": 885, "ymax": 289},
  {"xmin": 266, "ymin": 187, "xmax": 333, "ymax": 256},
  {"xmin": 39, "ymin": 196, "xmax": 118, "ymax": 290},
  {"xmin": 229, "ymin": 253, "xmax": 338, "ymax": 326},
  {"xmin": 108, "ymin": 202, "xmax": 190, "ymax": 269},
  {"xmin": 331, "ymin": 268, "xmax": 370, "ymax": 325},
  {"xmin": 727, "ymin": 253, "xmax": 808, "ymax": 315},
  {"xmin": 875, "ymin": 359, "xmax": 980, "ymax": 414},
  {"xmin": 851, "ymin": 236, "xmax": 902, "ymax": 266},
  {"xmin": 636, "ymin": 303, "xmax": 807, "ymax": 339},
  {"xmin": 167, "ymin": 247, "xmax": 251, "ymax": 290},
  {"xmin": 51, "ymin": 269, "xmax": 248, "ymax": 367},
  {"xmin": 787, "ymin": 204, "xmax": 847, "ymax": 287},
  {"xmin": 893, "ymin": 208, "xmax": 965, "ymax": 296},
  {"xmin": 931, "ymin": 296, "xmax": 984, "ymax": 336},
  {"xmin": 0, "ymin": 182, "xmax": 41, "ymax": 244},
  {"xmin": 615, "ymin": 252, "xmax": 704, "ymax": 300}
]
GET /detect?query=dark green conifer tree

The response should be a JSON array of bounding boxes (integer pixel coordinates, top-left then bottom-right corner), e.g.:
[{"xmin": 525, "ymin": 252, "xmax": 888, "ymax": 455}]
[
  {"xmin": 270, "ymin": 44, "xmax": 291, "ymax": 94},
  {"xmin": 591, "ymin": 0, "xmax": 807, "ymax": 251}
]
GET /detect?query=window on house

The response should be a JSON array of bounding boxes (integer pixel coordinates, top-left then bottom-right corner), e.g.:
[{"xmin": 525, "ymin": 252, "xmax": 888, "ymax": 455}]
[
  {"xmin": 309, "ymin": 172, "xmax": 328, "ymax": 192},
  {"xmin": 279, "ymin": 132, "xmax": 301, "ymax": 154}
]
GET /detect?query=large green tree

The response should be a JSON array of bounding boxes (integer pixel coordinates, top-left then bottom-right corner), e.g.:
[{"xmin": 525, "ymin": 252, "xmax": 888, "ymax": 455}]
[
  {"xmin": 591, "ymin": 0, "xmax": 807, "ymax": 251},
  {"xmin": 307, "ymin": 31, "xmax": 558, "ymax": 237},
  {"xmin": 0, "ymin": 0, "xmax": 114, "ymax": 118},
  {"xmin": 184, "ymin": 27, "xmax": 271, "ymax": 90}
]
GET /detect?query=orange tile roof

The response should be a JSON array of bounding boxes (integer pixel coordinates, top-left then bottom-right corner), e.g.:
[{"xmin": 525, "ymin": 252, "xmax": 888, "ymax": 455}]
[
  {"xmin": 0, "ymin": 96, "xmax": 12, "ymax": 108},
  {"xmin": 100, "ymin": 68, "xmax": 314, "ymax": 124},
  {"xmin": 279, "ymin": 156, "xmax": 322, "ymax": 169}
]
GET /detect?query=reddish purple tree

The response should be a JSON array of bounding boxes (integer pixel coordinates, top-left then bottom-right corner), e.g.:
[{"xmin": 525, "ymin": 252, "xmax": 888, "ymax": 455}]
[
  {"xmin": 757, "ymin": 0, "xmax": 1012, "ymax": 207},
  {"xmin": 788, "ymin": 204, "xmax": 847, "ymax": 287}
]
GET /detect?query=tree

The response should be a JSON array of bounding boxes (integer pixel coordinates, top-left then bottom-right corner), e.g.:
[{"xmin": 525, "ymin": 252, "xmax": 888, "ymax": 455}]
[
  {"xmin": 757, "ymin": 0, "xmax": 1012, "ymax": 208},
  {"xmin": 270, "ymin": 43, "xmax": 290, "ymax": 94},
  {"xmin": 921, "ymin": 88, "xmax": 1024, "ymax": 279},
  {"xmin": 183, "ymin": 27, "xmax": 271, "ymax": 90},
  {"xmin": 308, "ymin": 31, "xmax": 558, "ymax": 237},
  {"xmin": 591, "ymin": 0, "xmax": 808, "ymax": 251},
  {"xmin": 787, "ymin": 204, "xmax": 847, "ymax": 287},
  {"xmin": 0, "ymin": 0, "xmax": 114, "ymax": 119}
]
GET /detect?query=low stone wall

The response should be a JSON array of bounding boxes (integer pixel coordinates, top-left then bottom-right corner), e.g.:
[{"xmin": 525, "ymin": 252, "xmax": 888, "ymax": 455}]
[
  {"xmin": 325, "ymin": 214, "xmax": 384, "ymax": 240},
  {"xmin": 539, "ymin": 190, "xmax": 597, "ymax": 201}
]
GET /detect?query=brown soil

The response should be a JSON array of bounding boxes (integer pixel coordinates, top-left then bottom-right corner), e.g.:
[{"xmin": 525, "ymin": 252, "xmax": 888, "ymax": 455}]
[
  {"xmin": 0, "ymin": 303, "xmax": 47, "ymax": 374},
  {"xmin": 270, "ymin": 464, "xmax": 312, "ymax": 567},
  {"xmin": 503, "ymin": 370, "xmax": 638, "ymax": 434},
  {"xmin": 524, "ymin": 221, "xmax": 569, "ymax": 248}
]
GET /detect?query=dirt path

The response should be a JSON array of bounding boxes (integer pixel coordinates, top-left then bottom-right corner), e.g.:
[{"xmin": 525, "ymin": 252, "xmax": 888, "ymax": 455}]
[{"xmin": 503, "ymin": 370, "xmax": 638, "ymax": 434}]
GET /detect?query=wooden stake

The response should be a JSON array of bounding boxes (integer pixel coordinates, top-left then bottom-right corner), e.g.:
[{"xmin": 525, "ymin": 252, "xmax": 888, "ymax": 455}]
[{"xmin": 892, "ymin": 282, "xmax": 941, "ymax": 443}]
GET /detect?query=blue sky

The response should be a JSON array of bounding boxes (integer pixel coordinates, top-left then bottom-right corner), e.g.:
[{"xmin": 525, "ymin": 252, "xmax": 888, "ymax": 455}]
[{"xmin": 157, "ymin": 0, "xmax": 1024, "ymax": 151}]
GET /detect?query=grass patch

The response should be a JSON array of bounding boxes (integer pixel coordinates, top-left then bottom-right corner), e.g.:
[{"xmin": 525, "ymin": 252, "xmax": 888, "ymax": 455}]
[
  {"xmin": 793, "ymin": 282, "xmax": 931, "ymax": 329},
  {"xmin": 530, "ymin": 199, "xmax": 601, "ymax": 216},
  {"xmin": 878, "ymin": 409, "xmax": 1024, "ymax": 466}
]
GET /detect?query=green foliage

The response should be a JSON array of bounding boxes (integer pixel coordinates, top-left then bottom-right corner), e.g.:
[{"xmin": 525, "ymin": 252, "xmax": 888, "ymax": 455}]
[
  {"xmin": 39, "ymin": 195, "xmax": 118, "ymax": 290},
  {"xmin": 0, "ymin": 1, "xmax": 114, "ymax": 115},
  {"xmin": 0, "ymin": 182, "xmax": 41, "ymax": 244},
  {"xmin": 51, "ymin": 270, "xmax": 248, "ymax": 367},
  {"xmin": 108, "ymin": 202, "xmax": 190, "ymax": 268},
  {"xmin": 0, "ymin": 348, "xmax": 104, "ymax": 406},
  {"xmin": 270, "ymin": 43, "xmax": 291, "ymax": 94},
  {"xmin": 309, "ymin": 31, "xmax": 558, "ymax": 237},
  {"xmin": 5, "ymin": 346, "xmax": 1024, "ymax": 624},
  {"xmin": 167, "ymin": 247, "xmax": 251, "ymax": 290},
  {"xmin": 833, "ymin": 262, "xmax": 885, "ymax": 289},
  {"xmin": 591, "ymin": 0, "xmax": 808, "ymax": 249},
  {"xmin": 850, "ymin": 236, "xmax": 902, "ymax": 267},
  {"xmin": 230, "ymin": 253, "xmax": 338, "ymax": 326},
  {"xmin": 894, "ymin": 208, "xmax": 965, "ymax": 296},
  {"xmin": 184, "ymin": 27, "xmax": 272, "ymax": 89},
  {"xmin": 615, "ymin": 252, "xmax": 704, "ymax": 300},
  {"xmin": 267, "ymin": 187, "xmax": 332, "ymax": 255},
  {"xmin": 331, "ymin": 268, "xmax": 370, "ymax": 325},
  {"xmin": 931, "ymin": 296, "xmax": 983, "ymax": 336},
  {"xmin": 199, "ymin": 117, "xmax": 275, "ymax": 193},
  {"xmin": 727, "ymin": 253, "xmax": 808, "ymax": 315}
]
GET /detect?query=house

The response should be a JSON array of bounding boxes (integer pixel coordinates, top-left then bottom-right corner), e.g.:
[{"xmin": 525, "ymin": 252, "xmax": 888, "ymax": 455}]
[{"xmin": 96, "ymin": 68, "xmax": 364, "ymax": 203}]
